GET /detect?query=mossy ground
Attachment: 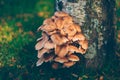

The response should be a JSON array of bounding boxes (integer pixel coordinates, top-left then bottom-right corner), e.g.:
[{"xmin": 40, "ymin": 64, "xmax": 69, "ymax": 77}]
[{"xmin": 0, "ymin": 0, "xmax": 120, "ymax": 80}]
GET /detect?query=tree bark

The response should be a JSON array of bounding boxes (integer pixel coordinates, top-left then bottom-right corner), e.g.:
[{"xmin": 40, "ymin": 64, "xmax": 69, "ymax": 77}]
[{"xmin": 55, "ymin": 0, "xmax": 115, "ymax": 69}]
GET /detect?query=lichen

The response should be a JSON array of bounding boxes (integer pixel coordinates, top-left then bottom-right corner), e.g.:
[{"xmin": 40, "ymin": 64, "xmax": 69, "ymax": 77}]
[
  {"xmin": 56, "ymin": 0, "xmax": 87, "ymax": 26},
  {"xmin": 85, "ymin": 43, "xmax": 97, "ymax": 59}
]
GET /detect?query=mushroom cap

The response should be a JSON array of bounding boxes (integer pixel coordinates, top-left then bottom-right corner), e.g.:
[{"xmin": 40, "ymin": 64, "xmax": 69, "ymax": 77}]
[
  {"xmin": 63, "ymin": 61, "xmax": 76, "ymax": 68},
  {"xmin": 63, "ymin": 16, "xmax": 73, "ymax": 24},
  {"xmin": 60, "ymin": 29, "xmax": 66, "ymax": 36},
  {"xmin": 40, "ymin": 24, "xmax": 56, "ymax": 32},
  {"xmin": 68, "ymin": 45, "xmax": 79, "ymax": 53},
  {"xmin": 72, "ymin": 33, "xmax": 85, "ymax": 41},
  {"xmin": 78, "ymin": 40, "xmax": 88, "ymax": 50},
  {"xmin": 51, "ymin": 33, "xmax": 68, "ymax": 45},
  {"xmin": 35, "ymin": 33, "xmax": 48, "ymax": 50},
  {"xmin": 78, "ymin": 47, "xmax": 86, "ymax": 54},
  {"xmin": 37, "ymin": 48, "xmax": 49, "ymax": 58},
  {"xmin": 54, "ymin": 57, "xmax": 68, "ymax": 63},
  {"xmin": 51, "ymin": 16, "xmax": 56, "ymax": 20},
  {"xmin": 74, "ymin": 24, "xmax": 81, "ymax": 33},
  {"xmin": 55, "ymin": 18, "xmax": 64, "ymax": 29},
  {"xmin": 43, "ymin": 18, "xmax": 54, "ymax": 25},
  {"xmin": 57, "ymin": 45, "xmax": 68, "ymax": 57},
  {"xmin": 44, "ymin": 40, "xmax": 55, "ymax": 49},
  {"xmin": 47, "ymin": 30, "xmax": 58, "ymax": 35},
  {"xmin": 67, "ymin": 54, "xmax": 79, "ymax": 61},
  {"xmin": 63, "ymin": 24, "xmax": 77, "ymax": 37},
  {"xmin": 36, "ymin": 56, "xmax": 44, "ymax": 66},
  {"xmin": 54, "ymin": 11, "xmax": 69, "ymax": 17},
  {"xmin": 55, "ymin": 45, "xmax": 61, "ymax": 55},
  {"xmin": 36, "ymin": 37, "xmax": 43, "ymax": 42}
]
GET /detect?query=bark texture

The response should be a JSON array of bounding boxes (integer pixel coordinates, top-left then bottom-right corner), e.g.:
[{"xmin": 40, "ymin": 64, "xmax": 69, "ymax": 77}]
[{"xmin": 55, "ymin": 0, "xmax": 115, "ymax": 69}]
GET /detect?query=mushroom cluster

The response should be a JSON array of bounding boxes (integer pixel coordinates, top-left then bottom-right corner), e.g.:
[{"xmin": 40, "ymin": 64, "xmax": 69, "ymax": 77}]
[{"xmin": 35, "ymin": 11, "xmax": 88, "ymax": 68}]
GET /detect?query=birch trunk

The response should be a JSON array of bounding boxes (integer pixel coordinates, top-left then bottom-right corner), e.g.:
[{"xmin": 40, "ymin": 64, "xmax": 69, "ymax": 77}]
[{"xmin": 55, "ymin": 0, "xmax": 115, "ymax": 69}]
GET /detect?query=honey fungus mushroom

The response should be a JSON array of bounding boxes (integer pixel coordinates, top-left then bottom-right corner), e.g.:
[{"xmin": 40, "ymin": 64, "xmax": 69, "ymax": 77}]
[{"xmin": 35, "ymin": 11, "xmax": 88, "ymax": 68}]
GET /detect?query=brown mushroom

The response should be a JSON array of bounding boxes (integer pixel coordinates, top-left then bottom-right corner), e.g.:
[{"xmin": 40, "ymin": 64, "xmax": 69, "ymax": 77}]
[
  {"xmin": 44, "ymin": 40, "xmax": 55, "ymax": 49},
  {"xmin": 43, "ymin": 18, "xmax": 54, "ymax": 25},
  {"xmin": 63, "ymin": 24, "xmax": 77, "ymax": 36},
  {"xmin": 51, "ymin": 33, "xmax": 68, "ymax": 45},
  {"xmin": 78, "ymin": 40, "xmax": 88, "ymax": 50},
  {"xmin": 74, "ymin": 24, "xmax": 81, "ymax": 33},
  {"xmin": 37, "ymin": 48, "xmax": 49, "ymax": 58},
  {"xmin": 47, "ymin": 30, "xmax": 58, "ymax": 35},
  {"xmin": 36, "ymin": 56, "xmax": 44, "ymax": 66},
  {"xmin": 67, "ymin": 54, "xmax": 79, "ymax": 61},
  {"xmin": 72, "ymin": 33, "xmax": 85, "ymax": 41},
  {"xmin": 63, "ymin": 16, "xmax": 73, "ymax": 24},
  {"xmin": 78, "ymin": 47, "xmax": 86, "ymax": 54},
  {"xmin": 55, "ymin": 18, "xmax": 64, "ymax": 29},
  {"xmin": 54, "ymin": 57, "xmax": 68, "ymax": 63},
  {"xmin": 60, "ymin": 29, "xmax": 66, "ymax": 36},
  {"xmin": 57, "ymin": 45, "xmax": 68, "ymax": 57},
  {"xmin": 55, "ymin": 45, "xmax": 61, "ymax": 55},
  {"xmin": 63, "ymin": 61, "xmax": 76, "ymax": 68},
  {"xmin": 68, "ymin": 45, "xmax": 80, "ymax": 53},
  {"xmin": 35, "ymin": 33, "xmax": 48, "ymax": 50},
  {"xmin": 55, "ymin": 45, "xmax": 68, "ymax": 57},
  {"xmin": 39, "ymin": 24, "xmax": 56, "ymax": 32},
  {"xmin": 54, "ymin": 11, "xmax": 69, "ymax": 17}
]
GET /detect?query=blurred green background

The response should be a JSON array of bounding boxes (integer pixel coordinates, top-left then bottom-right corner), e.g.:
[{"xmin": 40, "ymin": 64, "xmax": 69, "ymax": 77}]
[{"xmin": 0, "ymin": 0, "xmax": 120, "ymax": 80}]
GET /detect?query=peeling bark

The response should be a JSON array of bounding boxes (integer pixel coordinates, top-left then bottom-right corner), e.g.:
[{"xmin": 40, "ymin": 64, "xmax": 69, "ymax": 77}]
[{"xmin": 55, "ymin": 0, "xmax": 115, "ymax": 69}]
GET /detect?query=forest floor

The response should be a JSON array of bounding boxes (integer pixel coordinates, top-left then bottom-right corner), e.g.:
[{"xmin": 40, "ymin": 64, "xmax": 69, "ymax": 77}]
[{"xmin": 0, "ymin": 0, "xmax": 120, "ymax": 80}]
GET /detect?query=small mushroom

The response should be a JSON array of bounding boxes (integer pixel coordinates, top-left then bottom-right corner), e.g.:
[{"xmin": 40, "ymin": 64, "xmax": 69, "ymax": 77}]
[
  {"xmin": 40, "ymin": 24, "xmax": 56, "ymax": 32},
  {"xmin": 36, "ymin": 37, "xmax": 42, "ymax": 42},
  {"xmin": 36, "ymin": 56, "xmax": 44, "ymax": 66},
  {"xmin": 55, "ymin": 18, "xmax": 64, "ymax": 29},
  {"xmin": 67, "ymin": 54, "xmax": 79, "ymax": 61},
  {"xmin": 72, "ymin": 33, "xmax": 85, "ymax": 41},
  {"xmin": 57, "ymin": 45, "xmax": 68, "ymax": 57},
  {"xmin": 44, "ymin": 40, "xmax": 55, "ymax": 49},
  {"xmin": 60, "ymin": 29, "xmax": 66, "ymax": 36},
  {"xmin": 47, "ymin": 30, "xmax": 58, "ymax": 35},
  {"xmin": 51, "ymin": 33, "xmax": 68, "ymax": 45},
  {"xmin": 43, "ymin": 18, "xmax": 54, "ymax": 25},
  {"xmin": 54, "ymin": 57, "xmax": 68, "ymax": 63},
  {"xmin": 63, "ymin": 24, "xmax": 77, "ymax": 36},
  {"xmin": 35, "ymin": 33, "xmax": 48, "ymax": 50},
  {"xmin": 51, "ymin": 16, "xmax": 56, "ymax": 20},
  {"xmin": 54, "ymin": 11, "xmax": 69, "ymax": 17},
  {"xmin": 37, "ymin": 48, "xmax": 49, "ymax": 58},
  {"xmin": 78, "ymin": 40, "xmax": 88, "ymax": 50},
  {"xmin": 74, "ymin": 24, "xmax": 81, "ymax": 33},
  {"xmin": 63, "ymin": 61, "xmax": 76, "ymax": 68},
  {"xmin": 55, "ymin": 45, "xmax": 61, "ymax": 55},
  {"xmin": 68, "ymin": 45, "xmax": 80, "ymax": 53},
  {"xmin": 78, "ymin": 47, "xmax": 86, "ymax": 54},
  {"xmin": 63, "ymin": 16, "xmax": 73, "ymax": 24}
]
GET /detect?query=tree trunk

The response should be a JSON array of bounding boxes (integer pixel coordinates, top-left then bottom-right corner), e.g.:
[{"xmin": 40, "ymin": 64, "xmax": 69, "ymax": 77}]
[{"xmin": 55, "ymin": 0, "xmax": 115, "ymax": 69}]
